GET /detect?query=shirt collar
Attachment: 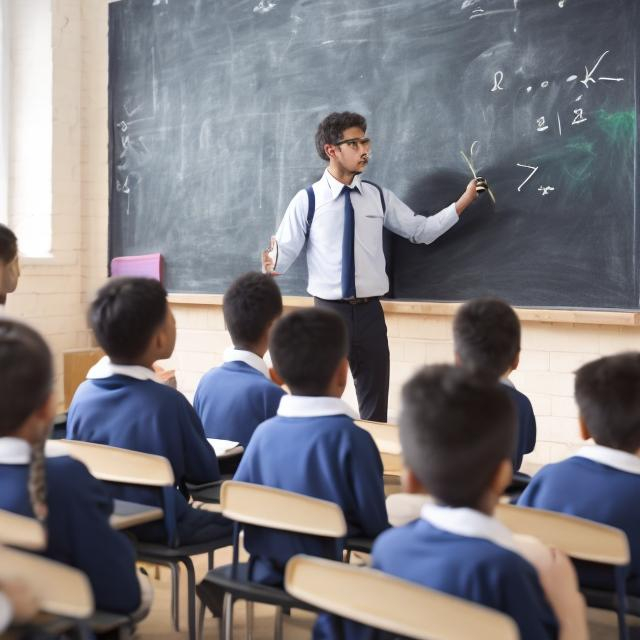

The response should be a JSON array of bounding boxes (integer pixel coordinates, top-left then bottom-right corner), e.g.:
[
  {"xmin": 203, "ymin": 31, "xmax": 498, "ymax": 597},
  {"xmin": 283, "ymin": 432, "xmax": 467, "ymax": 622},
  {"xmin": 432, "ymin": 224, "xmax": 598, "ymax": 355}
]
[
  {"xmin": 420, "ymin": 503, "xmax": 519, "ymax": 554},
  {"xmin": 223, "ymin": 347, "xmax": 270, "ymax": 379},
  {"xmin": 323, "ymin": 168, "xmax": 362, "ymax": 200},
  {"xmin": 0, "ymin": 438, "xmax": 69, "ymax": 464},
  {"xmin": 574, "ymin": 444, "xmax": 640, "ymax": 475},
  {"xmin": 500, "ymin": 377, "xmax": 515, "ymax": 389},
  {"xmin": 277, "ymin": 395, "xmax": 358, "ymax": 419},
  {"xmin": 86, "ymin": 356, "xmax": 159, "ymax": 382}
]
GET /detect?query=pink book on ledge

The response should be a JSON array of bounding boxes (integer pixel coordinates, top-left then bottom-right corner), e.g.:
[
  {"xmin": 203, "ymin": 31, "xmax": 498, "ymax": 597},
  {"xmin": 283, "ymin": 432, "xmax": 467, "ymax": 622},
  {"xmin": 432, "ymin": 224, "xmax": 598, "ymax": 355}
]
[{"xmin": 110, "ymin": 253, "xmax": 164, "ymax": 282}]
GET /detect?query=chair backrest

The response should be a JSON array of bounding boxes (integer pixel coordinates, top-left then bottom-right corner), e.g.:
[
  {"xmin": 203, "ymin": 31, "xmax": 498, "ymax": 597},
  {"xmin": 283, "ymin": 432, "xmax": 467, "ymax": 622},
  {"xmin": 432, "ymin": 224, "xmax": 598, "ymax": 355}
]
[
  {"xmin": 354, "ymin": 419, "xmax": 402, "ymax": 476},
  {"xmin": 56, "ymin": 439, "xmax": 175, "ymax": 486},
  {"xmin": 285, "ymin": 555, "xmax": 519, "ymax": 640},
  {"xmin": 496, "ymin": 504, "xmax": 630, "ymax": 566},
  {"xmin": 0, "ymin": 545, "xmax": 93, "ymax": 618},
  {"xmin": 56, "ymin": 439, "xmax": 178, "ymax": 546},
  {"xmin": 0, "ymin": 510, "xmax": 46, "ymax": 550},
  {"xmin": 221, "ymin": 481, "xmax": 347, "ymax": 538}
]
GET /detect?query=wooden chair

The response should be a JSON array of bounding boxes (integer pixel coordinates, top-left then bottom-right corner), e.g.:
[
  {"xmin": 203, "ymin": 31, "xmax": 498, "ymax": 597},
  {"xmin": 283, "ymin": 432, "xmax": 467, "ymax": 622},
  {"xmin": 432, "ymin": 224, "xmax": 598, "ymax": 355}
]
[
  {"xmin": 197, "ymin": 480, "xmax": 347, "ymax": 640},
  {"xmin": 354, "ymin": 419, "xmax": 402, "ymax": 478},
  {"xmin": 0, "ymin": 509, "xmax": 46, "ymax": 550},
  {"xmin": 496, "ymin": 503, "xmax": 632, "ymax": 640},
  {"xmin": 285, "ymin": 555, "xmax": 519, "ymax": 640},
  {"xmin": 59, "ymin": 439, "xmax": 232, "ymax": 640}
]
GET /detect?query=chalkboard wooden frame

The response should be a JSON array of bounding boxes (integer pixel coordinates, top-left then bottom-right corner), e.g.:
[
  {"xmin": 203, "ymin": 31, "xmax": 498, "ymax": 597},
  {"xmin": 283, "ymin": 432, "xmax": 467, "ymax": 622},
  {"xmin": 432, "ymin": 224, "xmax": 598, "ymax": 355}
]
[{"xmin": 168, "ymin": 295, "xmax": 640, "ymax": 327}]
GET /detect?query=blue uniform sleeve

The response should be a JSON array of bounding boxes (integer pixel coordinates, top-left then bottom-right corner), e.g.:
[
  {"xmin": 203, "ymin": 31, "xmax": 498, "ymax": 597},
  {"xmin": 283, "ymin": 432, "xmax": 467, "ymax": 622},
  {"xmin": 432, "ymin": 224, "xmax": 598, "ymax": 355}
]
[
  {"xmin": 346, "ymin": 429, "xmax": 389, "ymax": 538},
  {"xmin": 63, "ymin": 460, "xmax": 141, "ymax": 614},
  {"xmin": 178, "ymin": 397, "xmax": 220, "ymax": 484}
]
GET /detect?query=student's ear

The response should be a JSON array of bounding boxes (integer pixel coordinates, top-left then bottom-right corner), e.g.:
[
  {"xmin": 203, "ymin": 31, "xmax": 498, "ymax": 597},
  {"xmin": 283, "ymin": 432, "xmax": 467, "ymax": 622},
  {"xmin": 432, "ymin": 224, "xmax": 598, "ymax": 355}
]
[
  {"xmin": 156, "ymin": 308, "xmax": 177, "ymax": 359},
  {"xmin": 578, "ymin": 416, "xmax": 591, "ymax": 441},
  {"xmin": 511, "ymin": 350, "xmax": 521, "ymax": 372},
  {"xmin": 324, "ymin": 143, "xmax": 336, "ymax": 159},
  {"xmin": 490, "ymin": 459, "xmax": 513, "ymax": 497},
  {"xmin": 269, "ymin": 367, "xmax": 285, "ymax": 387},
  {"xmin": 402, "ymin": 467, "xmax": 428, "ymax": 495},
  {"xmin": 335, "ymin": 357, "xmax": 349, "ymax": 394},
  {"xmin": 453, "ymin": 351, "xmax": 462, "ymax": 366}
]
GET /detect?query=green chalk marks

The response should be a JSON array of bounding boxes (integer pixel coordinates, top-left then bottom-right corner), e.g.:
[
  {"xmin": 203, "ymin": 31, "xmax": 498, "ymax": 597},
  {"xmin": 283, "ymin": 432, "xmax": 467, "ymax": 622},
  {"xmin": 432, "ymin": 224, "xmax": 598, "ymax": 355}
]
[{"xmin": 595, "ymin": 109, "xmax": 636, "ymax": 146}]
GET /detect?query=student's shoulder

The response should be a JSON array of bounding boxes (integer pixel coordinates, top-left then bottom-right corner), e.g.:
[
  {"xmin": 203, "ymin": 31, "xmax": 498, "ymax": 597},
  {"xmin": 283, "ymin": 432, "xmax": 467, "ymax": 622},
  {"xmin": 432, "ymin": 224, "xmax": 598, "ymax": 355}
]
[
  {"xmin": 372, "ymin": 518, "xmax": 422, "ymax": 555},
  {"xmin": 504, "ymin": 383, "xmax": 534, "ymax": 411}
]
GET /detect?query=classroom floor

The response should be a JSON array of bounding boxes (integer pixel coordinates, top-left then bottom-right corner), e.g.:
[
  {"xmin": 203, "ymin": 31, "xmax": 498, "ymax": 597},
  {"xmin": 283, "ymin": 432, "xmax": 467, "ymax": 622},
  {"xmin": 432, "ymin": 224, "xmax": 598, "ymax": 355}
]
[{"xmin": 136, "ymin": 548, "xmax": 640, "ymax": 640}]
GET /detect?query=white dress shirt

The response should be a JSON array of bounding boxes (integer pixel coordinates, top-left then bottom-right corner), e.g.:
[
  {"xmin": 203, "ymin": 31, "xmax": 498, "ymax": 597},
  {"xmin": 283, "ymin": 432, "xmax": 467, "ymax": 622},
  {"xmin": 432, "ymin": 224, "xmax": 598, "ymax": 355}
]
[
  {"xmin": 274, "ymin": 169, "xmax": 459, "ymax": 299},
  {"xmin": 223, "ymin": 347, "xmax": 270, "ymax": 379},
  {"xmin": 0, "ymin": 593, "xmax": 12, "ymax": 634},
  {"xmin": 277, "ymin": 395, "xmax": 358, "ymax": 419},
  {"xmin": 574, "ymin": 443, "xmax": 640, "ymax": 475}
]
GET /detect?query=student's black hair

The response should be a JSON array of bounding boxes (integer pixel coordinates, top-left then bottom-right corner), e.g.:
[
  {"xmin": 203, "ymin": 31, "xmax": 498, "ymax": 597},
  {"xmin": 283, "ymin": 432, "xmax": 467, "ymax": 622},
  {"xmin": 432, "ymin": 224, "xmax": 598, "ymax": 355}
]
[
  {"xmin": 0, "ymin": 223, "xmax": 18, "ymax": 264},
  {"xmin": 315, "ymin": 112, "xmax": 367, "ymax": 161},
  {"xmin": 453, "ymin": 297, "xmax": 521, "ymax": 381},
  {"xmin": 0, "ymin": 320, "xmax": 52, "ymax": 522},
  {"xmin": 223, "ymin": 272, "xmax": 283, "ymax": 348},
  {"xmin": 399, "ymin": 365, "xmax": 516, "ymax": 509},
  {"xmin": 575, "ymin": 352, "xmax": 640, "ymax": 453},
  {"xmin": 269, "ymin": 308, "xmax": 348, "ymax": 396},
  {"xmin": 90, "ymin": 277, "xmax": 169, "ymax": 362}
]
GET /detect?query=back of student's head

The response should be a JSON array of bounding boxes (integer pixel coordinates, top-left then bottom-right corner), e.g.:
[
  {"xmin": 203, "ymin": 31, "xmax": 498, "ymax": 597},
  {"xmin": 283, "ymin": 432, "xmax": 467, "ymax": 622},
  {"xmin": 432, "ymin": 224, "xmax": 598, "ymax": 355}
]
[
  {"xmin": 453, "ymin": 297, "xmax": 521, "ymax": 381},
  {"xmin": 399, "ymin": 365, "xmax": 516, "ymax": 509},
  {"xmin": 0, "ymin": 224, "xmax": 17, "ymax": 265},
  {"xmin": 90, "ymin": 277, "xmax": 169, "ymax": 362},
  {"xmin": 575, "ymin": 352, "xmax": 640, "ymax": 453},
  {"xmin": 223, "ymin": 272, "xmax": 283, "ymax": 347},
  {"xmin": 0, "ymin": 320, "xmax": 53, "ymax": 436},
  {"xmin": 269, "ymin": 308, "xmax": 348, "ymax": 395},
  {"xmin": 0, "ymin": 320, "xmax": 52, "ymax": 522}
]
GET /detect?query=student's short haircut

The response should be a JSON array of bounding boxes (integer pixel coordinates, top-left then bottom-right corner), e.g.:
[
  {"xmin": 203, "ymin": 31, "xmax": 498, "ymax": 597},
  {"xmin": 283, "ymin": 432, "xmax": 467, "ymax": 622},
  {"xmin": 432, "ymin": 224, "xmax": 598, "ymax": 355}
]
[
  {"xmin": 453, "ymin": 298, "xmax": 521, "ymax": 380},
  {"xmin": 270, "ymin": 308, "xmax": 348, "ymax": 395},
  {"xmin": 575, "ymin": 352, "xmax": 640, "ymax": 453},
  {"xmin": 315, "ymin": 112, "xmax": 367, "ymax": 161},
  {"xmin": 90, "ymin": 277, "xmax": 168, "ymax": 361},
  {"xmin": 0, "ymin": 320, "xmax": 53, "ymax": 435},
  {"xmin": 400, "ymin": 365, "xmax": 516, "ymax": 509},
  {"xmin": 223, "ymin": 272, "xmax": 283, "ymax": 347},
  {"xmin": 0, "ymin": 224, "xmax": 17, "ymax": 264}
]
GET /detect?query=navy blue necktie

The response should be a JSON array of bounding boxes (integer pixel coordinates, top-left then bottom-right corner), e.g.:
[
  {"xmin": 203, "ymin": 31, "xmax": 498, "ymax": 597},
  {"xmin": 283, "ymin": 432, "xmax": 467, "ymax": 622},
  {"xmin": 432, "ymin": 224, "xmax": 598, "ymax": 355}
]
[{"xmin": 341, "ymin": 186, "xmax": 356, "ymax": 299}]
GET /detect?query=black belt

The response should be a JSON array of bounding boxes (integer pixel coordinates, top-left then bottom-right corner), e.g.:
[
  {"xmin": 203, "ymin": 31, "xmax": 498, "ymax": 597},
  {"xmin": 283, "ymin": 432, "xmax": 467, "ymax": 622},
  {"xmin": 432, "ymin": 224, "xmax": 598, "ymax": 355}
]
[{"xmin": 315, "ymin": 296, "xmax": 379, "ymax": 305}]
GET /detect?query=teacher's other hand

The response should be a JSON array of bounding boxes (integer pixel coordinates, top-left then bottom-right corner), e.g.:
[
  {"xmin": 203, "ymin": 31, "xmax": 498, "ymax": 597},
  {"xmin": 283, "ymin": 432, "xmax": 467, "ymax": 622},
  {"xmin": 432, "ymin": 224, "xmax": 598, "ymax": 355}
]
[{"xmin": 261, "ymin": 236, "xmax": 280, "ymax": 275}]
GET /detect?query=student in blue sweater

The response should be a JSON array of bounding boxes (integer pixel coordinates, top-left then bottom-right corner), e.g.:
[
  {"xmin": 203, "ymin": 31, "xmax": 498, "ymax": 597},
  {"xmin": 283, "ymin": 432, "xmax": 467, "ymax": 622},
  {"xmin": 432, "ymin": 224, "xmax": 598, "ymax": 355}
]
[
  {"xmin": 453, "ymin": 298, "xmax": 536, "ymax": 471},
  {"xmin": 318, "ymin": 365, "xmax": 586, "ymax": 640},
  {"xmin": 0, "ymin": 319, "xmax": 149, "ymax": 617},
  {"xmin": 518, "ymin": 352, "xmax": 640, "ymax": 596},
  {"xmin": 234, "ymin": 308, "xmax": 389, "ymax": 585},
  {"xmin": 67, "ymin": 277, "xmax": 231, "ymax": 547},
  {"xmin": 193, "ymin": 272, "xmax": 285, "ymax": 465}
]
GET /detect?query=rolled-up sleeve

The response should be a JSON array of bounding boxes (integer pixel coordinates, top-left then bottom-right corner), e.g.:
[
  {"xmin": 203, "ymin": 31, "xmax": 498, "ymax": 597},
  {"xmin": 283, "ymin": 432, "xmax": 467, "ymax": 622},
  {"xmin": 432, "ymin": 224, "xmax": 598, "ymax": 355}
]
[
  {"xmin": 383, "ymin": 188, "xmax": 459, "ymax": 245},
  {"xmin": 0, "ymin": 593, "xmax": 13, "ymax": 633},
  {"xmin": 273, "ymin": 190, "xmax": 309, "ymax": 274}
]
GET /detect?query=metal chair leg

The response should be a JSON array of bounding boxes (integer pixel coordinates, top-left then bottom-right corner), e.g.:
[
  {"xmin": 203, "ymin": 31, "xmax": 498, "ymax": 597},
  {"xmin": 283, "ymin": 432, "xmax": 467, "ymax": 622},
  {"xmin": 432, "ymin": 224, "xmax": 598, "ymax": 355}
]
[
  {"xmin": 244, "ymin": 601, "xmax": 254, "ymax": 640},
  {"xmin": 197, "ymin": 592, "xmax": 207, "ymax": 640},
  {"xmin": 614, "ymin": 567, "xmax": 629, "ymax": 640},
  {"xmin": 169, "ymin": 562, "xmax": 180, "ymax": 631},
  {"xmin": 274, "ymin": 606, "xmax": 283, "ymax": 640},
  {"xmin": 223, "ymin": 592, "xmax": 234, "ymax": 640},
  {"xmin": 184, "ymin": 558, "xmax": 197, "ymax": 640}
]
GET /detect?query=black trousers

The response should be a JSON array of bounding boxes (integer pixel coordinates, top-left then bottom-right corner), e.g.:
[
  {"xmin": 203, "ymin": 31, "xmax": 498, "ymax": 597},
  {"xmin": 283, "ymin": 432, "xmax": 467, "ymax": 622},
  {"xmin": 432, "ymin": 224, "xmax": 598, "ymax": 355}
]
[{"xmin": 314, "ymin": 298, "xmax": 390, "ymax": 422}]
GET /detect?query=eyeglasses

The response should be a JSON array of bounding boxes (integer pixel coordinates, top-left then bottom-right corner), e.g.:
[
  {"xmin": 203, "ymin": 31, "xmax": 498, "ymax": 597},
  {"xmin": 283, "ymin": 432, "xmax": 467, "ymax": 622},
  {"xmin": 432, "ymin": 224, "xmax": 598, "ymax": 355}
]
[{"xmin": 333, "ymin": 137, "xmax": 371, "ymax": 151}]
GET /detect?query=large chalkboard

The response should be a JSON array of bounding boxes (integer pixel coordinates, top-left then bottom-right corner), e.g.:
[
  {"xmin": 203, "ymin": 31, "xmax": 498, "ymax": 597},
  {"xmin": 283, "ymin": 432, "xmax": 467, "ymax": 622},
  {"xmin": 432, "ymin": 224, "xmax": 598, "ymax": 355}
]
[{"xmin": 109, "ymin": 0, "xmax": 639, "ymax": 308}]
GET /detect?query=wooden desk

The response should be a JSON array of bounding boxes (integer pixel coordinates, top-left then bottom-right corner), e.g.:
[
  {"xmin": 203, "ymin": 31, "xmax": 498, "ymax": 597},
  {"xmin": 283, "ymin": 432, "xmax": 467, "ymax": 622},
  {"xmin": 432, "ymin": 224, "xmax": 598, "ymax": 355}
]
[
  {"xmin": 110, "ymin": 499, "xmax": 163, "ymax": 530},
  {"xmin": 355, "ymin": 419, "xmax": 402, "ymax": 477}
]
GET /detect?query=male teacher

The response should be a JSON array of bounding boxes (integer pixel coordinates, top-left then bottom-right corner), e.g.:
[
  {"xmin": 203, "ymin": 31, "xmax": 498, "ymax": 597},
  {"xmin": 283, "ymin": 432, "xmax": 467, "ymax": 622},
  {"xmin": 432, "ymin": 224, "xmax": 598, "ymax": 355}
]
[{"xmin": 261, "ymin": 112, "xmax": 480, "ymax": 422}]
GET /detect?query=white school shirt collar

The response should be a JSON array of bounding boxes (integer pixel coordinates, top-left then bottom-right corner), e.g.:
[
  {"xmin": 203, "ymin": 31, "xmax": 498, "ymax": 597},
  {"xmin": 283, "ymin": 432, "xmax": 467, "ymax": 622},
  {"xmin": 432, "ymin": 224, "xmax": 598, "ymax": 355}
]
[
  {"xmin": 277, "ymin": 395, "xmax": 358, "ymax": 420},
  {"xmin": 323, "ymin": 168, "xmax": 362, "ymax": 200},
  {"xmin": 574, "ymin": 443, "xmax": 640, "ymax": 475},
  {"xmin": 499, "ymin": 377, "xmax": 515, "ymax": 389},
  {"xmin": 223, "ymin": 347, "xmax": 270, "ymax": 379},
  {"xmin": 86, "ymin": 356, "xmax": 159, "ymax": 382},
  {"xmin": 420, "ymin": 502, "xmax": 520, "ymax": 555},
  {"xmin": 0, "ymin": 437, "xmax": 69, "ymax": 464}
]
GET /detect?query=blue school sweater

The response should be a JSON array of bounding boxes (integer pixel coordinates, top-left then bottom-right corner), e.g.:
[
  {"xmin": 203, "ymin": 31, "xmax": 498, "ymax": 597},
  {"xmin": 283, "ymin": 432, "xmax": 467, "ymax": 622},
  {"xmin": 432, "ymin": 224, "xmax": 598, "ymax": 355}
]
[
  {"xmin": 502, "ymin": 381, "xmax": 536, "ymax": 471},
  {"xmin": 517, "ymin": 446, "xmax": 640, "ymax": 595},
  {"xmin": 234, "ymin": 397, "xmax": 389, "ymax": 585},
  {"xmin": 194, "ymin": 360, "xmax": 285, "ymax": 447},
  {"xmin": 316, "ymin": 515, "xmax": 557, "ymax": 640},
  {"xmin": 67, "ymin": 372, "xmax": 227, "ymax": 546},
  {"xmin": 0, "ymin": 451, "xmax": 141, "ymax": 614}
]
